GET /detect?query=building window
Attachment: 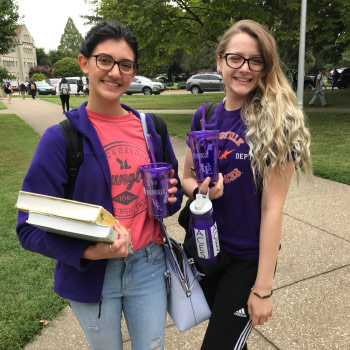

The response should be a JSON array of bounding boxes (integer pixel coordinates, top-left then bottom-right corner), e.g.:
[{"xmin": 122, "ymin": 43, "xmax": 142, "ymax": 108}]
[{"xmin": 2, "ymin": 56, "xmax": 16, "ymax": 67}]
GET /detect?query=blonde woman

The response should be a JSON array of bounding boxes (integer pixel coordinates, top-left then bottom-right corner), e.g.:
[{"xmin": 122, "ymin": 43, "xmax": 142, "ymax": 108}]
[{"xmin": 182, "ymin": 20, "xmax": 312, "ymax": 350}]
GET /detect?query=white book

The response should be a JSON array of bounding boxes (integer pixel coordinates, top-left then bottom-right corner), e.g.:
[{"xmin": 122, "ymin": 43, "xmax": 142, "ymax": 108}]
[
  {"xmin": 16, "ymin": 191, "xmax": 116, "ymax": 226},
  {"xmin": 26, "ymin": 211, "xmax": 118, "ymax": 243}
]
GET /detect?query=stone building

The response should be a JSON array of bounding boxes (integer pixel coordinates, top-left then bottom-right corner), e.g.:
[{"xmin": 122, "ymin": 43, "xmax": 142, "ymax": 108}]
[{"xmin": 0, "ymin": 24, "xmax": 37, "ymax": 83}]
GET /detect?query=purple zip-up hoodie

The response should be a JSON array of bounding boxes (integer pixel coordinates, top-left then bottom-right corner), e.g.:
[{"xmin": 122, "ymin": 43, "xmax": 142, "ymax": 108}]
[{"xmin": 16, "ymin": 102, "xmax": 182, "ymax": 303}]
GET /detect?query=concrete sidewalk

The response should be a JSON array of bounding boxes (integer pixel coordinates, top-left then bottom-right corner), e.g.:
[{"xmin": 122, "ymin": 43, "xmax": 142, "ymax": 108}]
[{"xmin": 2, "ymin": 98, "xmax": 349, "ymax": 349}]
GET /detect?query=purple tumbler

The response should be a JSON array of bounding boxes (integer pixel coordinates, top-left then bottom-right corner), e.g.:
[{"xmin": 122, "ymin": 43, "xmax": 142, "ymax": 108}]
[
  {"xmin": 139, "ymin": 162, "xmax": 172, "ymax": 219},
  {"xmin": 190, "ymin": 192, "xmax": 220, "ymax": 265},
  {"xmin": 188, "ymin": 130, "xmax": 219, "ymax": 183}
]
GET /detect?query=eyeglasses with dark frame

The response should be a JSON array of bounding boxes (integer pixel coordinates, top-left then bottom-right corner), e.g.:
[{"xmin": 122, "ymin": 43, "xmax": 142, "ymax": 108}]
[
  {"xmin": 221, "ymin": 53, "xmax": 265, "ymax": 72},
  {"xmin": 91, "ymin": 54, "xmax": 137, "ymax": 75}
]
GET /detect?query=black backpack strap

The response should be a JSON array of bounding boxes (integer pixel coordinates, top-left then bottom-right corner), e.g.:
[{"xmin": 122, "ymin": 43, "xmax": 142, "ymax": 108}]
[
  {"xmin": 195, "ymin": 102, "xmax": 219, "ymax": 131},
  {"xmin": 59, "ymin": 119, "xmax": 84, "ymax": 199},
  {"xmin": 150, "ymin": 113, "xmax": 172, "ymax": 163}
]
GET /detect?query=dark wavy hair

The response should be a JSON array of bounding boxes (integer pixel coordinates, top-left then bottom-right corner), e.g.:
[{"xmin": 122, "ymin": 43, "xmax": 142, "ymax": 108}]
[{"xmin": 80, "ymin": 21, "xmax": 138, "ymax": 63}]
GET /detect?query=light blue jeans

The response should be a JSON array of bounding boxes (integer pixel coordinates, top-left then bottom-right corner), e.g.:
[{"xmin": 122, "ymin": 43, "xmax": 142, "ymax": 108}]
[
  {"xmin": 69, "ymin": 242, "xmax": 167, "ymax": 350},
  {"xmin": 309, "ymin": 88, "xmax": 326, "ymax": 106}
]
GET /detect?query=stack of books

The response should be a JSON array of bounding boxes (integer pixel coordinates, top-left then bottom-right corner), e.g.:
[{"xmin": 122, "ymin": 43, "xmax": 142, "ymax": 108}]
[{"xmin": 15, "ymin": 191, "xmax": 118, "ymax": 242}]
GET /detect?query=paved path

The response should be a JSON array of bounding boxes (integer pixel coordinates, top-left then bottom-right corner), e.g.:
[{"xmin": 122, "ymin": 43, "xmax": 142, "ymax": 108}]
[{"xmin": 2, "ymin": 98, "xmax": 349, "ymax": 349}]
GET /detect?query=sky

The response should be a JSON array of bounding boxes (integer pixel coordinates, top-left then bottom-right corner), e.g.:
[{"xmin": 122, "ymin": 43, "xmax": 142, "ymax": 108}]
[{"xmin": 16, "ymin": 0, "xmax": 96, "ymax": 52}]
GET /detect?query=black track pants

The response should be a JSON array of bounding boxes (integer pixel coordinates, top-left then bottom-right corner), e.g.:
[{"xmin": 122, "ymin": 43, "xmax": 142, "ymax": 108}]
[
  {"xmin": 60, "ymin": 94, "xmax": 70, "ymax": 112},
  {"xmin": 200, "ymin": 259, "xmax": 259, "ymax": 350}
]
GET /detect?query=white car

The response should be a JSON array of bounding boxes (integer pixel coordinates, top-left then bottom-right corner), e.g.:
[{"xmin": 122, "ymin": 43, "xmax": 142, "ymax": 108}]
[
  {"xmin": 55, "ymin": 77, "xmax": 87, "ymax": 94},
  {"xmin": 126, "ymin": 76, "xmax": 164, "ymax": 95}
]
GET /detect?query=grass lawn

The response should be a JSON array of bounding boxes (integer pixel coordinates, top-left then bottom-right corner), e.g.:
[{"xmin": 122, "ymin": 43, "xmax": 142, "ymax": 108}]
[
  {"xmin": 0, "ymin": 101, "xmax": 7, "ymax": 109},
  {"xmin": 303, "ymin": 89, "xmax": 350, "ymax": 108},
  {"xmin": 158, "ymin": 112, "xmax": 350, "ymax": 185},
  {"xmin": 306, "ymin": 113, "xmax": 350, "ymax": 184},
  {"xmin": 39, "ymin": 89, "xmax": 350, "ymax": 109},
  {"xmin": 40, "ymin": 92, "xmax": 225, "ymax": 110},
  {"xmin": 0, "ymin": 114, "xmax": 66, "ymax": 350}
]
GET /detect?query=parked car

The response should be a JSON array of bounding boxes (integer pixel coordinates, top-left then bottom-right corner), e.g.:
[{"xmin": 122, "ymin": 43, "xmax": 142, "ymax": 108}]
[
  {"xmin": 9, "ymin": 80, "xmax": 19, "ymax": 91},
  {"xmin": 289, "ymin": 69, "xmax": 315, "ymax": 90},
  {"xmin": 327, "ymin": 67, "xmax": 350, "ymax": 89},
  {"xmin": 186, "ymin": 73, "xmax": 224, "ymax": 94},
  {"xmin": 35, "ymin": 81, "xmax": 56, "ymax": 95},
  {"xmin": 55, "ymin": 77, "xmax": 87, "ymax": 94},
  {"xmin": 126, "ymin": 76, "xmax": 164, "ymax": 95}
]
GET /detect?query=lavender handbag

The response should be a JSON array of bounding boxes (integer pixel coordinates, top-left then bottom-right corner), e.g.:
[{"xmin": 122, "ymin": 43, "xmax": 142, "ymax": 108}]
[
  {"xmin": 160, "ymin": 219, "xmax": 211, "ymax": 332},
  {"xmin": 140, "ymin": 113, "xmax": 211, "ymax": 332}
]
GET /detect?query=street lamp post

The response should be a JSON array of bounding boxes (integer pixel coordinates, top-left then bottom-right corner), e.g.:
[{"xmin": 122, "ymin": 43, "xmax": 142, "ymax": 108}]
[{"xmin": 297, "ymin": 0, "xmax": 307, "ymax": 110}]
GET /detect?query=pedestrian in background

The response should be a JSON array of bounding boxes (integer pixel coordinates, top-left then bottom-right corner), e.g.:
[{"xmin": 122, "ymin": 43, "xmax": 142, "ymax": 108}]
[
  {"xmin": 76, "ymin": 76, "xmax": 84, "ymax": 96},
  {"xmin": 28, "ymin": 79, "xmax": 37, "ymax": 100},
  {"xmin": 3, "ymin": 81, "xmax": 12, "ymax": 103},
  {"xmin": 84, "ymin": 76, "xmax": 89, "ymax": 96},
  {"xmin": 331, "ymin": 67, "xmax": 340, "ymax": 91},
  {"xmin": 19, "ymin": 82, "xmax": 26, "ymax": 100},
  {"xmin": 309, "ymin": 68, "xmax": 327, "ymax": 107},
  {"xmin": 58, "ymin": 77, "xmax": 71, "ymax": 113},
  {"xmin": 182, "ymin": 19, "xmax": 312, "ymax": 350}
]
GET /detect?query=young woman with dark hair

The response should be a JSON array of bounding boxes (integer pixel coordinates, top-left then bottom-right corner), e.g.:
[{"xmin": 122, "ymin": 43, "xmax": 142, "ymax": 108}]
[{"xmin": 17, "ymin": 21, "xmax": 182, "ymax": 350}]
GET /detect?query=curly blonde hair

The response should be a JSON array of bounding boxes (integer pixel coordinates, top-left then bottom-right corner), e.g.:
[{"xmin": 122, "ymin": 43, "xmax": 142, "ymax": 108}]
[{"xmin": 216, "ymin": 20, "xmax": 312, "ymax": 186}]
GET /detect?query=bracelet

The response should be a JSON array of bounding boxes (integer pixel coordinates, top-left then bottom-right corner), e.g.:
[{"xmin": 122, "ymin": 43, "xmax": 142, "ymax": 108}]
[
  {"xmin": 251, "ymin": 286, "xmax": 273, "ymax": 299},
  {"xmin": 192, "ymin": 187, "xmax": 199, "ymax": 199}
]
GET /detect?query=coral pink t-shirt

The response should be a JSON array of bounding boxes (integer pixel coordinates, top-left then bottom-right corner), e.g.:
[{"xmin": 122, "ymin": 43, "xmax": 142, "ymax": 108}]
[{"xmin": 86, "ymin": 108, "xmax": 162, "ymax": 251}]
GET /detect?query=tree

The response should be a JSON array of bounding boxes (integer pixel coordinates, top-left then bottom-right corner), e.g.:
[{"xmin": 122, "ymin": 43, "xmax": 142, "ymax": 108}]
[
  {"xmin": 0, "ymin": 0, "xmax": 19, "ymax": 55},
  {"xmin": 48, "ymin": 49, "xmax": 66, "ymax": 67},
  {"xmin": 36, "ymin": 48, "xmax": 52, "ymax": 66},
  {"xmin": 0, "ymin": 66, "xmax": 15, "ymax": 81},
  {"xmin": 340, "ymin": 50, "xmax": 350, "ymax": 66},
  {"xmin": 87, "ymin": 0, "xmax": 350, "ymax": 73},
  {"xmin": 58, "ymin": 17, "xmax": 84, "ymax": 58},
  {"xmin": 52, "ymin": 57, "xmax": 82, "ymax": 77}
]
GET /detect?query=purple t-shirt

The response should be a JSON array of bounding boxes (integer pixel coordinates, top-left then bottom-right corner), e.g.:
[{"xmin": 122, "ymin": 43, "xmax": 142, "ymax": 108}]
[{"xmin": 187, "ymin": 101, "xmax": 262, "ymax": 259}]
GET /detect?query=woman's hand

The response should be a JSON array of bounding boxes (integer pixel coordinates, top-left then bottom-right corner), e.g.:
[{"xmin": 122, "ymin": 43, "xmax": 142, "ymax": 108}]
[
  {"xmin": 198, "ymin": 174, "xmax": 224, "ymax": 200},
  {"xmin": 247, "ymin": 290, "xmax": 273, "ymax": 326},
  {"xmin": 168, "ymin": 169, "xmax": 178, "ymax": 203},
  {"xmin": 82, "ymin": 220, "xmax": 131, "ymax": 260}
]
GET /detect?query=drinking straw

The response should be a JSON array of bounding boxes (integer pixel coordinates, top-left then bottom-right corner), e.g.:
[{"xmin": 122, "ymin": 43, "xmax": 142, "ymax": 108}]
[
  {"xmin": 147, "ymin": 134, "xmax": 156, "ymax": 163},
  {"xmin": 201, "ymin": 102, "xmax": 206, "ymax": 130}
]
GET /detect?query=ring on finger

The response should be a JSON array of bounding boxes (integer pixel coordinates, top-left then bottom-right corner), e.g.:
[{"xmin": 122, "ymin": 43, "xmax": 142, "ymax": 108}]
[
  {"xmin": 124, "ymin": 238, "xmax": 127, "ymax": 246},
  {"xmin": 109, "ymin": 243, "xmax": 115, "ymax": 252}
]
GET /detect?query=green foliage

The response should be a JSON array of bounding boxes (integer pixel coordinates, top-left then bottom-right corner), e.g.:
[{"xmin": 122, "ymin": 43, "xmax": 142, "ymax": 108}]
[
  {"xmin": 0, "ymin": 0, "xmax": 19, "ymax": 55},
  {"xmin": 58, "ymin": 17, "xmax": 84, "ymax": 58},
  {"xmin": 0, "ymin": 67, "xmax": 16, "ymax": 81},
  {"xmin": 36, "ymin": 48, "xmax": 52, "ymax": 66},
  {"xmin": 30, "ymin": 65, "xmax": 52, "ymax": 78},
  {"xmin": 31, "ymin": 73, "xmax": 46, "ymax": 81},
  {"xmin": 340, "ymin": 50, "xmax": 350, "ymax": 66},
  {"xmin": 86, "ymin": 0, "xmax": 350, "ymax": 74},
  {"xmin": 47, "ymin": 49, "xmax": 66, "ymax": 67},
  {"xmin": 52, "ymin": 57, "xmax": 82, "ymax": 77}
]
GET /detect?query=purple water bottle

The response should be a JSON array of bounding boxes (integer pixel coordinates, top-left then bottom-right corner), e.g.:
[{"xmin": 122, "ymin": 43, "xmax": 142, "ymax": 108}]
[{"xmin": 190, "ymin": 191, "xmax": 220, "ymax": 265}]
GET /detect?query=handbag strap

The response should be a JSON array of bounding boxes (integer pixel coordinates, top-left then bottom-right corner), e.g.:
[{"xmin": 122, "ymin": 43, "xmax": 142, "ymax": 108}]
[{"xmin": 140, "ymin": 113, "xmax": 151, "ymax": 152}]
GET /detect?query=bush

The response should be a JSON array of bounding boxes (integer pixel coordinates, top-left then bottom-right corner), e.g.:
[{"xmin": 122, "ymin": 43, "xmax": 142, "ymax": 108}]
[
  {"xmin": 31, "ymin": 73, "xmax": 46, "ymax": 81},
  {"xmin": 29, "ymin": 65, "xmax": 52, "ymax": 78},
  {"xmin": 53, "ymin": 57, "xmax": 82, "ymax": 78}
]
